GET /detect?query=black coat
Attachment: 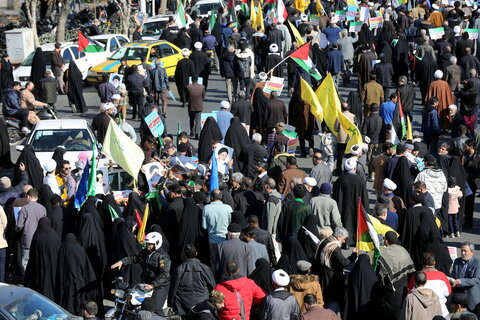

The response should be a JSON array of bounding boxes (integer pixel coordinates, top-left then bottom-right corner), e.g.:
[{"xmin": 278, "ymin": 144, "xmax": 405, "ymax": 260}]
[
  {"xmin": 362, "ymin": 112, "xmax": 383, "ymax": 144},
  {"xmin": 374, "ymin": 62, "xmax": 394, "ymax": 87},
  {"xmin": 39, "ymin": 77, "xmax": 58, "ymax": 104},
  {"xmin": 0, "ymin": 59, "xmax": 13, "ymax": 89},
  {"xmin": 220, "ymin": 51, "xmax": 236, "ymax": 78},
  {"xmin": 231, "ymin": 99, "xmax": 253, "ymax": 125},
  {"xmin": 397, "ymin": 83, "xmax": 416, "ymax": 113},
  {"xmin": 169, "ymin": 258, "xmax": 215, "ymax": 316},
  {"xmin": 241, "ymin": 142, "xmax": 269, "ymax": 179},
  {"xmin": 174, "ymin": 58, "xmax": 197, "ymax": 103}
]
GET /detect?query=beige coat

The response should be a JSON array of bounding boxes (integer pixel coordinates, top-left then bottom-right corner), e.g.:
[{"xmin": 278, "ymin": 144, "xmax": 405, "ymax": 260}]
[
  {"xmin": 289, "ymin": 275, "xmax": 324, "ymax": 313},
  {"xmin": 402, "ymin": 288, "xmax": 443, "ymax": 320}
]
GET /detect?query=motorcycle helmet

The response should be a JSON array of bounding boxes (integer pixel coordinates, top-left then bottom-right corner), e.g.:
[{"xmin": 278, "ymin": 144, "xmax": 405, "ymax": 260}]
[{"xmin": 145, "ymin": 232, "xmax": 162, "ymax": 250}]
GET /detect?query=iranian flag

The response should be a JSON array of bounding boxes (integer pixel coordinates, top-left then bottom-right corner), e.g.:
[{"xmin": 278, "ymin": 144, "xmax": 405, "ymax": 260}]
[
  {"xmin": 288, "ymin": 41, "xmax": 322, "ymax": 80},
  {"xmin": 390, "ymin": 93, "xmax": 406, "ymax": 145},
  {"xmin": 78, "ymin": 31, "xmax": 104, "ymax": 52},
  {"xmin": 175, "ymin": 0, "xmax": 188, "ymax": 28},
  {"xmin": 277, "ymin": 0, "xmax": 288, "ymax": 23}
]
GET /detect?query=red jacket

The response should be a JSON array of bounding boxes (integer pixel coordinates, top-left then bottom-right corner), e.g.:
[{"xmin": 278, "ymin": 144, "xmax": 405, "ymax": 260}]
[{"xmin": 214, "ymin": 275, "xmax": 266, "ymax": 320}]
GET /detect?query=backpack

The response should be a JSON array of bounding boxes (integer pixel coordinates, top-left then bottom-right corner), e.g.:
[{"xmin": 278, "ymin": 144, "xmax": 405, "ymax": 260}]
[{"xmin": 236, "ymin": 55, "xmax": 251, "ymax": 79}]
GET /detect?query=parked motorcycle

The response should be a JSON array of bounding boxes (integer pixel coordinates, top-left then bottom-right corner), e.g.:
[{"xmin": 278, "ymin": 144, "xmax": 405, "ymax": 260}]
[{"xmin": 105, "ymin": 277, "xmax": 154, "ymax": 320}]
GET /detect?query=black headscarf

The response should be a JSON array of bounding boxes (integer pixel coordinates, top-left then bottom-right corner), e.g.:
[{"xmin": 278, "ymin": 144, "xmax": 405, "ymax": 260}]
[
  {"xmin": 30, "ymin": 47, "xmax": 46, "ymax": 99},
  {"xmin": 37, "ymin": 184, "xmax": 54, "ymax": 213},
  {"xmin": 122, "ymin": 192, "xmax": 145, "ymax": 218},
  {"xmin": 380, "ymin": 41, "xmax": 393, "ymax": 63},
  {"xmin": 198, "ymin": 117, "xmax": 222, "ymax": 162},
  {"xmin": 24, "ymin": 217, "xmax": 61, "ymax": 301},
  {"xmin": 55, "ymin": 233, "xmax": 100, "ymax": 315},
  {"xmin": 276, "ymin": 236, "xmax": 308, "ymax": 275},
  {"xmin": 52, "ymin": 147, "xmax": 66, "ymax": 171},
  {"xmin": 344, "ymin": 254, "xmax": 381, "ymax": 320},
  {"xmin": 49, "ymin": 202, "xmax": 64, "ymax": 240},
  {"xmin": 15, "ymin": 145, "xmax": 43, "ymax": 188},
  {"xmin": 347, "ymin": 91, "xmax": 363, "ymax": 125},
  {"xmin": 65, "ymin": 60, "xmax": 87, "ymax": 113},
  {"xmin": 391, "ymin": 156, "xmax": 414, "ymax": 207},
  {"xmin": 416, "ymin": 52, "xmax": 437, "ymax": 100},
  {"xmin": 297, "ymin": 215, "xmax": 321, "ymax": 262},
  {"xmin": 251, "ymin": 87, "xmax": 269, "ymax": 134},
  {"xmin": 81, "ymin": 196, "xmax": 103, "ymax": 229},
  {"xmin": 231, "ymin": 210, "xmax": 247, "ymax": 228},
  {"xmin": 248, "ymin": 258, "xmax": 274, "ymax": 294},
  {"xmin": 77, "ymin": 212, "xmax": 108, "ymax": 292},
  {"xmin": 100, "ymin": 193, "xmax": 121, "ymax": 246},
  {"xmin": 177, "ymin": 197, "xmax": 206, "ymax": 262},
  {"xmin": 224, "ymin": 117, "xmax": 251, "ymax": 173},
  {"xmin": 110, "ymin": 216, "xmax": 142, "ymax": 286},
  {"xmin": 358, "ymin": 24, "xmax": 374, "ymax": 48},
  {"xmin": 0, "ymin": 117, "xmax": 13, "ymax": 168}
]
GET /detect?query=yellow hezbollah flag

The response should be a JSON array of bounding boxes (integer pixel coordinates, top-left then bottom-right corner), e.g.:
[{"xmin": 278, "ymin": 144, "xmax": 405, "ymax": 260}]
[
  {"xmin": 287, "ymin": 20, "xmax": 305, "ymax": 45},
  {"xmin": 252, "ymin": 2, "xmax": 264, "ymax": 32},
  {"xmin": 300, "ymin": 78, "xmax": 323, "ymax": 123},
  {"xmin": 250, "ymin": 0, "xmax": 256, "ymax": 28},
  {"xmin": 316, "ymin": 0, "xmax": 325, "ymax": 13},
  {"xmin": 102, "ymin": 120, "xmax": 145, "ymax": 178},
  {"xmin": 137, "ymin": 203, "xmax": 150, "ymax": 243},
  {"xmin": 316, "ymin": 73, "xmax": 340, "ymax": 136},
  {"xmin": 357, "ymin": 211, "xmax": 397, "ymax": 251},
  {"xmin": 337, "ymin": 109, "xmax": 362, "ymax": 152},
  {"xmin": 294, "ymin": 0, "xmax": 309, "ymax": 12},
  {"xmin": 406, "ymin": 116, "xmax": 413, "ymax": 141},
  {"xmin": 347, "ymin": 0, "xmax": 357, "ymax": 6}
]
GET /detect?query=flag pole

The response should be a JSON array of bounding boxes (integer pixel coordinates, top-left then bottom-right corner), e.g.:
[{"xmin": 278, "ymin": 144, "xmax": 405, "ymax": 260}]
[{"xmin": 266, "ymin": 55, "xmax": 290, "ymax": 76}]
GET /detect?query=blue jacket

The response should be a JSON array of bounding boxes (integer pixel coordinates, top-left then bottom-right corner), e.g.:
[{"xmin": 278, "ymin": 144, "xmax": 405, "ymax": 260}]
[
  {"xmin": 327, "ymin": 50, "xmax": 344, "ymax": 74},
  {"xmin": 221, "ymin": 27, "xmax": 233, "ymax": 48},
  {"xmin": 202, "ymin": 35, "xmax": 217, "ymax": 51},
  {"xmin": 151, "ymin": 66, "xmax": 169, "ymax": 92},
  {"xmin": 451, "ymin": 256, "xmax": 480, "ymax": 310},
  {"xmin": 2, "ymin": 87, "xmax": 20, "ymax": 116},
  {"xmin": 421, "ymin": 104, "xmax": 441, "ymax": 136},
  {"xmin": 220, "ymin": 51, "xmax": 236, "ymax": 78}
]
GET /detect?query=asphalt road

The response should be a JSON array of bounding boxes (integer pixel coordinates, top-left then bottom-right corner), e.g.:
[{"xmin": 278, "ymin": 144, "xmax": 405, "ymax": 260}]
[{"xmin": 8, "ymin": 69, "xmax": 480, "ymax": 258}]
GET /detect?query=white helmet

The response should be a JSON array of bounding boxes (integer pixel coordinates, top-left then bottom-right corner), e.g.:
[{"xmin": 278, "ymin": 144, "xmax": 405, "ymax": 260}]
[{"xmin": 145, "ymin": 232, "xmax": 163, "ymax": 250}]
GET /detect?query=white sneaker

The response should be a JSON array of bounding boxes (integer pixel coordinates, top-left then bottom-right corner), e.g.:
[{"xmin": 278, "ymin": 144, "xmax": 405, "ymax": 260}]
[{"xmin": 21, "ymin": 127, "xmax": 31, "ymax": 134}]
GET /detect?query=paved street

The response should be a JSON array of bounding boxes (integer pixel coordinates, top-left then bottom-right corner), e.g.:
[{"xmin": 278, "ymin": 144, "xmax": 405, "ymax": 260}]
[{"xmin": 8, "ymin": 69, "xmax": 480, "ymax": 258}]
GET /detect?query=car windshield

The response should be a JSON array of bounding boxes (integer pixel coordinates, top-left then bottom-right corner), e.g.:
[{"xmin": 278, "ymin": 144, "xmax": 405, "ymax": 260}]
[
  {"xmin": 142, "ymin": 21, "xmax": 169, "ymax": 36},
  {"xmin": 193, "ymin": 3, "xmax": 221, "ymax": 15},
  {"xmin": 22, "ymin": 51, "xmax": 53, "ymax": 66},
  {"xmin": 110, "ymin": 47, "xmax": 148, "ymax": 60},
  {"xmin": 5, "ymin": 291, "xmax": 72, "ymax": 320},
  {"xmin": 31, "ymin": 129, "xmax": 93, "ymax": 152}
]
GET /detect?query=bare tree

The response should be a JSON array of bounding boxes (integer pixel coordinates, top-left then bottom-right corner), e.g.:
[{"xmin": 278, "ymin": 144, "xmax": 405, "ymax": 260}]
[
  {"xmin": 24, "ymin": 0, "xmax": 40, "ymax": 48},
  {"xmin": 116, "ymin": 0, "xmax": 132, "ymax": 37},
  {"xmin": 56, "ymin": 0, "xmax": 74, "ymax": 43}
]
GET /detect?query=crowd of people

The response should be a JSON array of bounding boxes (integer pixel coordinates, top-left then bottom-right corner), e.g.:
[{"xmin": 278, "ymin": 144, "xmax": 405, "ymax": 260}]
[{"xmin": 1, "ymin": 0, "xmax": 480, "ymax": 319}]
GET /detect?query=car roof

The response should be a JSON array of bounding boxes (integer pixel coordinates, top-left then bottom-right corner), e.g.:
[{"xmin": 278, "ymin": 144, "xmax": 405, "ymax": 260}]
[
  {"xmin": 145, "ymin": 14, "xmax": 174, "ymax": 22},
  {"xmin": 33, "ymin": 119, "xmax": 90, "ymax": 130},
  {"xmin": 123, "ymin": 40, "xmax": 173, "ymax": 48},
  {"xmin": 194, "ymin": 0, "xmax": 224, "ymax": 5},
  {"xmin": 39, "ymin": 42, "xmax": 76, "ymax": 51},
  {"xmin": 91, "ymin": 34, "xmax": 129, "ymax": 40},
  {"xmin": 0, "ymin": 284, "xmax": 33, "ymax": 307}
]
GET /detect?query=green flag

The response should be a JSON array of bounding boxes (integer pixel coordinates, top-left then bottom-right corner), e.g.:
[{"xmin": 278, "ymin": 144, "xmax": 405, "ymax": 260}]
[
  {"xmin": 209, "ymin": 11, "xmax": 216, "ymax": 32},
  {"xmin": 87, "ymin": 142, "xmax": 98, "ymax": 197},
  {"xmin": 108, "ymin": 204, "xmax": 120, "ymax": 221}
]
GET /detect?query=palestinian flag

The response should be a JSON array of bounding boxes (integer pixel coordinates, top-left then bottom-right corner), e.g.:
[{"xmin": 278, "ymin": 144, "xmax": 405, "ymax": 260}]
[
  {"xmin": 356, "ymin": 199, "xmax": 381, "ymax": 268},
  {"xmin": 390, "ymin": 93, "xmax": 406, "ymax": 145},
  {"xmin": 264, "ymin": 0, "xmax": 275, "ymax": 8},
  {"xmin": 288, "ymin": 41, "xmax": 322, "ymax": 80},
  {"xmin": 241, "ymin": 0, "xmax": 249, "ymax": 16},
  {"xmin": 78, "ymin": 31, "xmax": 105, "ymax": 52},
  {"xmin": 227, "ymin": 0, "xmax": 237, "ymax": 23}
]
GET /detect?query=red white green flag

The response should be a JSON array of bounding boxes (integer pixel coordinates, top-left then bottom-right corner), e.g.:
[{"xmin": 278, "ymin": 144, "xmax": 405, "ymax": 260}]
[
  {"xmin": 288, "ymin": 41, "xmax": 321, "ymax": 80},
  {"xmin": 78, "ymin": 31, "xmax": 105, "ymax": 52},
  {"xmin": 277, "ymin": 0, "xmax": 288, "ymax": 23}
]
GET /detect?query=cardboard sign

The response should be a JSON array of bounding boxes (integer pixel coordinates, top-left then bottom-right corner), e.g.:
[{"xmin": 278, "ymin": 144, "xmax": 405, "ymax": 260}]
[
  {"xmin": 349, "ymin": 21, "xmax": 363, "ymax": 33},
  {"xmin": 360, "ymin": 6, "xmax": 370, "ymax": 22},
  {"xmin": 347, "ymin": 5, "xmax": 358, "ymax": 21},
  {"xmin": 263, "ymin": 76, "xmax": 284, "ymax": 96},
  {"xmin": 144, "ymin": 110, "xmax": 165, "ymax": 137},
  {"xmin": 369, "ymin": 16, "xmax": 383, "ymax": 28},
  {"xmin": 335, "ymin": 10, "xmax": 347, "ymax": 21},
  {"xmin": 287, "ymin": 138, "xmax": 299, "ymax": 154},
  {"xmin": 200, "ymin": 112, "xmax": 217, "ymax": 129},
  {"xmin": 310, "ymin": 14, "xmax": 320, "ymax": 25},
  {"xmin": 109, "ymin": 73, "xmax": 123, "ymax": 88},
  {"xmin": 465, "ymin": 28, "xmax": 479, "ymax": 40},
  {"xmin": 429, "ymin": 27, "xmax": 445, "ymax": 40},
  {"xmin": 143, "ymin": 162, "xmax": 166, "ymax": 191},
  {"xmin": 447, "ymin": 246, "xmax": 458, "ymax": 260}
]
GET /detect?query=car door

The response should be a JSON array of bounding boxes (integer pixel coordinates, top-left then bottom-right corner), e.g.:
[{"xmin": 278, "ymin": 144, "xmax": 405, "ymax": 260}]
[
  {"xmin": 153, "ymin": 43, "xmax": 181, "ymax": 76},
  {"xmin": 69, "ymin": 45, "xmax": 89, "ymax": 79}
]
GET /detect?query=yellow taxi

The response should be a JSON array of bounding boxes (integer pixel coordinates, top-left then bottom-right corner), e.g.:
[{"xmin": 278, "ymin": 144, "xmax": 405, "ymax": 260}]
[{"xmin": 86, "ymin": 40, "xmax": 183, "ymax": 83}]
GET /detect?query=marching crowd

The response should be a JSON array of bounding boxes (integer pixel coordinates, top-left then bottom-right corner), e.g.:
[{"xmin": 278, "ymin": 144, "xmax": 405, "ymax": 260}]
[{"xmin": 1, "ymin": 0, "xmax": 480, "ymax": 319}]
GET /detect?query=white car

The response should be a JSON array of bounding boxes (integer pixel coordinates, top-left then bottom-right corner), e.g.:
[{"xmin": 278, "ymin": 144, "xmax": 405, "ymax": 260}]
[
  {"xmin": 141, "ymin": 15, "xmax": 175, "ymax": 40},
  {"xmin": 191, "ymin": 0, "xmax": 226, "ymax": 18},
  {"xmin": 13, "ymin": 35, "xmax": 130, "ymax": 86},
  {"xmin": 16, "ymin": 119, "xmax": 97, "ymax": 170}
]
